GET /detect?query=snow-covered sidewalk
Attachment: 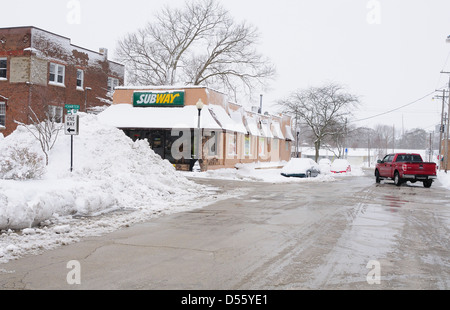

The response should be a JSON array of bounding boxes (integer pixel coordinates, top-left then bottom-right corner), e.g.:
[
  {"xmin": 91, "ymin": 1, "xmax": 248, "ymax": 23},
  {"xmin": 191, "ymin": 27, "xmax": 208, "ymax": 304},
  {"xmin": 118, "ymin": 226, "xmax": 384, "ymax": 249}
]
[
  {"xmin": 0, "ymin": 113, "xmax": 232, "ymax": 264},
  {"xmin": 185, "ymin": 162, "xmax": 366, "ymax": 183}
]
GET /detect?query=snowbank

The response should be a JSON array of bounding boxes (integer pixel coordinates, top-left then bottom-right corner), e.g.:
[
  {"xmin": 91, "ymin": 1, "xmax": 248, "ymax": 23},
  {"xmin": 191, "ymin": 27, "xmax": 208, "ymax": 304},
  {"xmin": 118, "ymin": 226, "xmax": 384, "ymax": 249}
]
[
  {"xmin": 437, "ymin": 171, "xmax": 450, "ymax": 188},
  {"xmin": 0, "ymin": 113, "xmax": 206, "ymax": 231},
  {"xmin": 186, "ymin": 162, "xmax": 336, "ymax": 183}
]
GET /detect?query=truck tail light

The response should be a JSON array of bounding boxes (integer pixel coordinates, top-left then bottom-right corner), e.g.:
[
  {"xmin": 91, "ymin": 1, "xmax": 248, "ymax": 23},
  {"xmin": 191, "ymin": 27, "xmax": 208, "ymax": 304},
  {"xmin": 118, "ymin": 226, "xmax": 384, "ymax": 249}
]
[{"xmin": 402, "ymin": 164, "xmax": 407, "ymax": 171}]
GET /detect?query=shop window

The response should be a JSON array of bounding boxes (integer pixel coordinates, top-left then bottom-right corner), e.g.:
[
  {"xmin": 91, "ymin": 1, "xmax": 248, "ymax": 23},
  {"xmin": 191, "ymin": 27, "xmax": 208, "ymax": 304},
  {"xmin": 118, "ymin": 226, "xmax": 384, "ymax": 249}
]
[
  {"xmin": 206, "ymin": 131, "xmax": 218, "ymax": 156},
  {"xmin": 273, "ymin": 139, "xmax": 279, "ymax": 151},
  {"xmin": 244, "ymin": 135, "xmax": 251, "ymax": 156},
  {"xmin": 0, "ymin": 102, "xmax": 5, "ymax": 127},
  {"xmin": 259, "ymin": 137, "xmax": 265, "ymax": 156},
  {"xmin": 47, "ymin": 105, "xmax": 63, "ymax": 123},
  {"xmin": 107, "ymin": 77, "xmax": 119, "ymax": 96},
  {"xmin": 49, "ymin": 63, "xmax": 65, "ymax": 86},
  {"xmin": 228, "ymin": 132, "xmax": 237, "ymax": 156},
  {"xmin": 76, "ymin": 69, "xmax": 84, "ymax": 89},
  {"xmin": 0, "ymin": 58, "xmax": 7, "ymax": 80}
]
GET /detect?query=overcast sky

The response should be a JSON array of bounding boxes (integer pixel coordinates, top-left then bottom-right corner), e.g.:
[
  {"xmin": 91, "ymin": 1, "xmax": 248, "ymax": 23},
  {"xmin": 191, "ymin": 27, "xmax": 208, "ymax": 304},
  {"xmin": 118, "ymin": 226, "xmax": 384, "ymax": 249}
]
[{"xmin": 2, "ymin": 0, "xmax": 450, "ymax": 132}]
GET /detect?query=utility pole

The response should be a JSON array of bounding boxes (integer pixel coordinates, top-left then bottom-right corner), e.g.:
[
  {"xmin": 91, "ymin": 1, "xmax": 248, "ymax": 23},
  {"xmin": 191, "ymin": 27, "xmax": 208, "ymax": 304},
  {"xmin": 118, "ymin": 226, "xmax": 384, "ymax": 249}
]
[
  {"xmin": 440, "ymin": 71, "xmax": 450, "ymax": 172},
  {"xmin": 434, "ymin": 89, "xmax": 448, "ymax": 170}
]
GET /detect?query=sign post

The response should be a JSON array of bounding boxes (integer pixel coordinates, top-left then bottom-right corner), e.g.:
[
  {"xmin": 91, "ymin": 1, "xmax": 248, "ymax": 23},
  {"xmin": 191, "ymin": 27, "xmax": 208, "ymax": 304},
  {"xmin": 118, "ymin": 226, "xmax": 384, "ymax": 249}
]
[{"xmin": 64, "ymin": 113, "xmax": 80, "ymax": 172}]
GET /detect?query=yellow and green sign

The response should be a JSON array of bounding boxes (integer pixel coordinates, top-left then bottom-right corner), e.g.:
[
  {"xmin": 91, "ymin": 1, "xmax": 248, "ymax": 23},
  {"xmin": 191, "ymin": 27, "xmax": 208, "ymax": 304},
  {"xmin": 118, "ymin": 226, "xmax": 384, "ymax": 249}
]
[{"xmin": 133, "ymin": 91, "xmax": 185, "ymax": 107}]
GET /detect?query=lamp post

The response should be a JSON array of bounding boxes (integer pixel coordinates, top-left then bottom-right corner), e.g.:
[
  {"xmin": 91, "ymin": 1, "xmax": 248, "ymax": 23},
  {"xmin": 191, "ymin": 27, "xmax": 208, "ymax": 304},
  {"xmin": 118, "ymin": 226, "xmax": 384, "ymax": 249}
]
[{"xmin": 196, "ymin": 98, "xmax": 204, "ymax": 170}]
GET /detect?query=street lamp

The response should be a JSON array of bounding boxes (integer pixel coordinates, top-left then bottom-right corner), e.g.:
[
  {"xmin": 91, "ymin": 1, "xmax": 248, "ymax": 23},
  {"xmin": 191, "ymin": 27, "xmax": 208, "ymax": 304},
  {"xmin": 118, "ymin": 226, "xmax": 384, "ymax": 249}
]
[{"xmin": 196, "ymin": 98, "xmax": 204, "ymax": 170}]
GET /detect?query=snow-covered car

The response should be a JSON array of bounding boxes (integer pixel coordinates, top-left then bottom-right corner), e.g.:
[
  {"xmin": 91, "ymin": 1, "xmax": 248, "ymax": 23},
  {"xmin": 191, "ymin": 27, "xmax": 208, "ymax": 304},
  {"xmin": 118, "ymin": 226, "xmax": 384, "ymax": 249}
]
[
  {"xmin": 330, "ymin": 159, "xmax": 351, "ymax": 174},
  {"xmin": 318, "ymin": 158, "xmax": 332, "ymax": 174},
  {"xmin": 281, "ymin": 158, "xmax": 321, "ymax": 178}
]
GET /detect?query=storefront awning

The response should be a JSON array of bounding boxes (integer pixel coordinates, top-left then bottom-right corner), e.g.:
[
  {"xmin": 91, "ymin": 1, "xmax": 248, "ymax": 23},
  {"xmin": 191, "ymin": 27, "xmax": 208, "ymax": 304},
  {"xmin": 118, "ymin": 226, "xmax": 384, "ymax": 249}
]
[
  {"xmin": 98, "ymin": 104, "xmax": 222, "ymax": 130},
  {"xmin": 244, "ymin": 115, "xmax": 262, "ymax": 137},
  {"xmin": 285, "ymin": 125, "xmax": 295, "ymax": 141},
  {"xmin": 260, "ymin": 120, "xmax": 274, "ymax": 138},
  {"xmin": 208, "ymin": 105, "xmax": 248, "ymax": 134},
  {"xmin": 272, "ymin": 121, "xmax": 285, "ymax": 140}
]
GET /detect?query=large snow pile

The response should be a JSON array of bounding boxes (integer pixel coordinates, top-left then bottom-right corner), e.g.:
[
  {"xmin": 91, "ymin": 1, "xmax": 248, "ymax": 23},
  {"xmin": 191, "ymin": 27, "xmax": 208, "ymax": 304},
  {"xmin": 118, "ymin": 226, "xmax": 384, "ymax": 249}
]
[
  {"xmin": 438, "ymin": 171, "xmax": 450, "ymax": 188},
  {"xmin": 0, "ymin": 113, "xmax": 206, "ymax": 231}
]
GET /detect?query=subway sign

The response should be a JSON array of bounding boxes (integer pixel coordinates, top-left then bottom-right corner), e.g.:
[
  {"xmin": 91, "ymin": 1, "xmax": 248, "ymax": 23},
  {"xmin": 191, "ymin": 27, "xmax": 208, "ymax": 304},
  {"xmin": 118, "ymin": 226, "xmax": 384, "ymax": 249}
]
[{"xmin": 133, "ymin": 91, "xmax": 185, "ymax": 107}]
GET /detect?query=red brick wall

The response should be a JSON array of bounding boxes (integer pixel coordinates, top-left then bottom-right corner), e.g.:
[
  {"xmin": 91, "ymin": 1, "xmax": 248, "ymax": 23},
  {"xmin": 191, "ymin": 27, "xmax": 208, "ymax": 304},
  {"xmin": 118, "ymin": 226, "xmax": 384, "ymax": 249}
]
[{"xmin": 0, "ymin": 27, "xmax": 124, "ymax": 136}]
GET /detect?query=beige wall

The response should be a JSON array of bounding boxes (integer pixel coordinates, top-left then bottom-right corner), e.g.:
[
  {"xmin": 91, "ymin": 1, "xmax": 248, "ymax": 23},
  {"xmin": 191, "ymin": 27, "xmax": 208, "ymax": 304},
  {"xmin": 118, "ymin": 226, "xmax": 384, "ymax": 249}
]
[{"xmin": 112, "ymin": 86, "xmax": 293, "ymax": 170}]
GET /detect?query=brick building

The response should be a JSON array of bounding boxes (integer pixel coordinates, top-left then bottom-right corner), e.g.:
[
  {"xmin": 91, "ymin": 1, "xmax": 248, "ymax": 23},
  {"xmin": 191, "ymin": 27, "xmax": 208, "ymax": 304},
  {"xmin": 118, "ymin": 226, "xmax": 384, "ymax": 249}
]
[{"xmin": 0, "ymin": 26, "xmax": 124, "ymax": 136}]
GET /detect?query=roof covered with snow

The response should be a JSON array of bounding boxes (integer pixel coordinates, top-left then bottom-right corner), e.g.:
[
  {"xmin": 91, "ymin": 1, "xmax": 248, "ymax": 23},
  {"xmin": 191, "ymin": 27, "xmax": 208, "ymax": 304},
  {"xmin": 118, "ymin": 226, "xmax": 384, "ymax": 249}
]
[{"xmin": 98, "ymin": 104, "xmax": 222, "ymax": 130}]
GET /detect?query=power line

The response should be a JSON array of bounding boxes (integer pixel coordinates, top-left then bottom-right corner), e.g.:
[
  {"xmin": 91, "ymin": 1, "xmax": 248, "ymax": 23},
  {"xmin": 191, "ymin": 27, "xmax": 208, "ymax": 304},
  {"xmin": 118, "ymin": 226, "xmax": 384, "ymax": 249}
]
[{"xmin": 350, "ymin": 90, "xmax": 436, "ymax": 123}]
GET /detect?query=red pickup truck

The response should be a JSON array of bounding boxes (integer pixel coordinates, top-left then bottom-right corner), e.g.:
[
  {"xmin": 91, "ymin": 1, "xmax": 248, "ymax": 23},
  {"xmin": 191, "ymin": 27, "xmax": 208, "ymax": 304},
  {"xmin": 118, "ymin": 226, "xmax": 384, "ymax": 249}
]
[{"xmin": 375, "ymin": 153, "xmax": 437, "ymax": 188}]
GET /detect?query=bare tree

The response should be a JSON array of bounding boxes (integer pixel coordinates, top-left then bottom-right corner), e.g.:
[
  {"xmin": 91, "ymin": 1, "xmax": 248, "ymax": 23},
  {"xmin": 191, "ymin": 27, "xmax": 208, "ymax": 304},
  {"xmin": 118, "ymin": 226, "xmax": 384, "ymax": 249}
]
[
  {"xmin": 279, "ymin": 83, "xmax": 360, "ymax": 162},
  {"xmin": 15, "ymin": 107, "xmax": 63, "ymax": 166},
  {"xmin": 323, "ymin": 120, "xmax": 352, "ymax": 159},
  {"xmin": 115, "ymin": 0, "xmax": 275, "ymax": 100}
]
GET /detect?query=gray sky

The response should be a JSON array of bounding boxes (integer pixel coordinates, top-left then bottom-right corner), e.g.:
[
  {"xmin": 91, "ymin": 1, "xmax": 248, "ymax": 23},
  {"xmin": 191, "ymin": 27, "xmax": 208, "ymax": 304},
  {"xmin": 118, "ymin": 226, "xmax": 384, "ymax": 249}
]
[{"xmin": 3, "ymin": 0, "xmax": 450, "ymax": 132}]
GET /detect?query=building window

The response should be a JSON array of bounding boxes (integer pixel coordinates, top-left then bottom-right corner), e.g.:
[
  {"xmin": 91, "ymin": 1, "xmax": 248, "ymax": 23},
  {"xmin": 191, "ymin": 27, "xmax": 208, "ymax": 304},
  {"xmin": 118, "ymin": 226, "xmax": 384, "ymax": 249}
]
[
  {"xmin": 206, "ymin": 131, "xmax": 219, "ymax": 156},
  {"xmin": 76, "ymin": 69, "xmax": 84, "ymax": 89},
  {"xmin": 259, "ymin": 137, "xmax": 265, "ymax": 156},
  {"xmin": 49, "ymin": 63, "xmax": 65, "ymax": 86},
  {"xmin": 47, "ymin": 105, "xmax": 63, "ymax": 123},
  {"xmin": 244, "ymin": 135, "xmax": 251, "ymax": 156},
  {"xmin": 0, "ymin": 58, "xmax": 6, "ymax": 80},
  {"xmin": 107, "ymin": 77, "xmax": 119, "ymax": 96},
  {"xmin": 0, "ymin": 102, "xmax": 6, "ymax": 127},
  {"xmin": 228, "ymin": 132, "xmax": 237, "ymax": 156}
]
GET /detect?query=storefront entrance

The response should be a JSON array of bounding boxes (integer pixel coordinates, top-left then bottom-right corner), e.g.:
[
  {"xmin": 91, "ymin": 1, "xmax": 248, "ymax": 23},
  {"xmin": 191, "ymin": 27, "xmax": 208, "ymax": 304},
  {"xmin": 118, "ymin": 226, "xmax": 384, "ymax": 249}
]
[{"xmin": 122, "ymin": 128, "xmax": 197, "ymax": 170}]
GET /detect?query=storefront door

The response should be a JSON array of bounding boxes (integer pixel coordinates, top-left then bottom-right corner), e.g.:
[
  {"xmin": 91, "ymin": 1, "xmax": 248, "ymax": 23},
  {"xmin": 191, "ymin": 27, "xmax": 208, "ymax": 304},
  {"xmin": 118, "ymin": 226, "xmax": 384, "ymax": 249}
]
[{"xmin": 151, "ymin": 131, "xmax": 165, "ymax": 159}]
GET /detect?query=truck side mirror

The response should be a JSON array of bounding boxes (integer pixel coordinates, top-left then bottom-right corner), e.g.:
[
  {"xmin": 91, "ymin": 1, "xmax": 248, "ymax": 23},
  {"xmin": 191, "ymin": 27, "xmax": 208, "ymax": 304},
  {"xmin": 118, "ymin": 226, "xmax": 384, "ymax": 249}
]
[{"xmin": 377, "ymin": 160, "xmax": 382, "ymax": 164}]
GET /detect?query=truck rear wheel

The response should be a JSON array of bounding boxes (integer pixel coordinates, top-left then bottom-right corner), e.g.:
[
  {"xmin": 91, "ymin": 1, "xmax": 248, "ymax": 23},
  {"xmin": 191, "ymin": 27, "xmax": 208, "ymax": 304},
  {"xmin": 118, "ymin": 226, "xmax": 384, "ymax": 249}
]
[
  {"xmin": 423, "ymin": 180, "xmax": 432, "ymax": 188},
  {"xmin": 394, "ymin": 172, "xmax": 402, "ymax": 186}
]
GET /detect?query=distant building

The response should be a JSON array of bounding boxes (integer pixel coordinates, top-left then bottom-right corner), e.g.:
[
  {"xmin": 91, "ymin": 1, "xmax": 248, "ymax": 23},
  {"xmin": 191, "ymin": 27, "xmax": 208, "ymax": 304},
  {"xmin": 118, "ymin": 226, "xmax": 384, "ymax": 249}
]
[{"xmin": 0, "ymin": 26, "xmax": 124, "ymax": 136}]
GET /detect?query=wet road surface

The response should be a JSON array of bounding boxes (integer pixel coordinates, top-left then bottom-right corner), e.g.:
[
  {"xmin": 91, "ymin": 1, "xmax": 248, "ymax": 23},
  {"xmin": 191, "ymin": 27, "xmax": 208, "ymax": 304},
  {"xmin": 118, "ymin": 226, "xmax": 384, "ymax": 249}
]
[{"xmin": 1, "ymin": 171, "xmax": 450, "ymax": 289}]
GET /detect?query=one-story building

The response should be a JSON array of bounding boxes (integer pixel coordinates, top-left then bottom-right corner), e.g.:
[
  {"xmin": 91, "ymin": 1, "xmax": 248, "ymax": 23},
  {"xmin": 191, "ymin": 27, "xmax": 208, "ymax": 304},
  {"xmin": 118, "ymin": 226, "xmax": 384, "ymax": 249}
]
[{"xmin": 98, "ymin": 86, "xmax": 294, "ymax": 171}]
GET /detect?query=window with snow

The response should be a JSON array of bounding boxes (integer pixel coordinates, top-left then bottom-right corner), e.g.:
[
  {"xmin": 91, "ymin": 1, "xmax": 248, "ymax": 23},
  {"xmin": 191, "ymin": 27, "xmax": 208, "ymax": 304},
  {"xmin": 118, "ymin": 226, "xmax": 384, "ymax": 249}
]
[
  {"xmin": 0, "ymin": 58, "xmax": 6, "ymax": 79},
  {"xmin": 49, "ymin": 63, "xmax": 65, "ymax": 86},
  {"xmin": 76, "ymin": 69, "xmax": 84, "ymax": 89},
  {"xmin": 0, "ymin": 102, "xmax": 6, "ymax": 127},
  {"xmin": 107, "ymin": 77, "xmax": 119, "ymax": 96},
  {"xmin": 47, "ymin": 105, "xmax": 63, "ymax": 123}
]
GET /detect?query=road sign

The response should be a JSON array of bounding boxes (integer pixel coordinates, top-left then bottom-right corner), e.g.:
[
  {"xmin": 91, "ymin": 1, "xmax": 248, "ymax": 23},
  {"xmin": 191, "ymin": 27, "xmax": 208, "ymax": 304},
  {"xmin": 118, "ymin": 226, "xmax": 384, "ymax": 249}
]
[
  {"xmin": 65, "ymin": 105, "xmax": 80, "ymax": 115},
  {"xmin": 65, "ymin": 104, "xmax": 80, "ymax": 110},
  {"xmin": 65, "ymin": 114, "xmax": 79, "ymax": 135}
]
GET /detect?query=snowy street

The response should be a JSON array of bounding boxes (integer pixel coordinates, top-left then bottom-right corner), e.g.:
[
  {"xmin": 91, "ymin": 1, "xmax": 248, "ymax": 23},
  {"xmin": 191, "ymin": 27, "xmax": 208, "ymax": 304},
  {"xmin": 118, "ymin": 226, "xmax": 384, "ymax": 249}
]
[{"xmin": 1, "ymin": 170, "xmax": 450, "ymax": 289}]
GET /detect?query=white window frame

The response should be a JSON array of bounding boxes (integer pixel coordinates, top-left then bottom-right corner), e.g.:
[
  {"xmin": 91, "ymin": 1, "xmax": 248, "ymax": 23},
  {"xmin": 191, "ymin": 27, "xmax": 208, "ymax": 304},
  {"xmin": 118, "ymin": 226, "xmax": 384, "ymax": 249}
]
[
  {"xmin": 107, "ymin": 77, "xmax": 119, "ymax": 96},
  {"xmin": 49, "ymin": 63, "xmax": 65, "ymax": 86},
  {"xmin": 0, "ymin": 57, "xmax": 7, "ymax": 80},
  {"xmin": 0, "ymin": 102, "xmax": 6, "ymax": 127},
  {"xmin": 76, "ymin": 69, "xmax": 84, "ymax": 90},
  {"xmin": 47, "ymin": 105, "xmax": 63, "ymax": 123}
]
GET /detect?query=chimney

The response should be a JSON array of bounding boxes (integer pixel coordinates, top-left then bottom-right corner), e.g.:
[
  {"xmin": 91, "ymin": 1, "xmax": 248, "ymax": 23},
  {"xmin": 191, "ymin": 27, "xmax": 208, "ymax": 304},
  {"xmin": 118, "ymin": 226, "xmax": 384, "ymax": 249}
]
[{"xmin": 99, "ymin": 47, "xmax": 108, "ymax": 59}]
